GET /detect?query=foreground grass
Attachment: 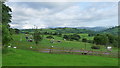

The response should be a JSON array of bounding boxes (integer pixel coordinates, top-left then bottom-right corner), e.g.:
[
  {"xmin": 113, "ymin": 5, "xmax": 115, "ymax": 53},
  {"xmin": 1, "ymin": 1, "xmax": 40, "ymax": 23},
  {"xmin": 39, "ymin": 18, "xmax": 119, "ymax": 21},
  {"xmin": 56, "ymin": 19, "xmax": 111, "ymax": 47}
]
[{"xmin": 3, "ymin": 48, "xmax": 118, "ymax": 66}]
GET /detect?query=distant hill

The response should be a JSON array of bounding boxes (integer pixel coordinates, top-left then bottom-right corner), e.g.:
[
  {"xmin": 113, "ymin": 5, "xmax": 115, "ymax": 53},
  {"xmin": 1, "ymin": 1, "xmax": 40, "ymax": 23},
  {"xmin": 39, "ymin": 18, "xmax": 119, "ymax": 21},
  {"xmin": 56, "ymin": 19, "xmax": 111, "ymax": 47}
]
[
  {"xmin": 55, "ymin": 28, "xmax": 94, "ymax": 34},
  {"xmin": 20, "ymin": 27, "xmax": 95, "ymax": 34},
  {"xmin": 100, "ymin": 26, "xmax": 120, "ymax": 35},
  {"xmin": 77, "ymin": 27, "xmax": 109, "ymax": 31}
]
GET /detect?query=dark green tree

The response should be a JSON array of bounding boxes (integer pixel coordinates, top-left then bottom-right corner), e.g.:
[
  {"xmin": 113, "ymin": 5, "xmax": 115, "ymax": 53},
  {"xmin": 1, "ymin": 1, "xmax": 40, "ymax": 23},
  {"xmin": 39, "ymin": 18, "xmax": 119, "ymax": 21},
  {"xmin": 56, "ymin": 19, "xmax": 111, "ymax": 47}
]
[
  {"xmin": 46, "ymin": 35, "xmax": 54, "ymax": 39},
  {"xmin": 1, "ymin": 2, "xmax": 12, "ymax": 46},
  {"xmin": 14, "ymin": 28, "xmax": 20, "ymax": 34},
  {"xmin": 94, "ymin": 34, "xmax": 109, "ymax": 46},
  {"xmin": 106, "ymin": 34, "xmax": 115, "ymax": 44},
  {"xmin": 82, "ymin": 38, "xmax": 87, "ymax": 49},
  {"xmin": 33, "ymin": 28, "xmax": 43, "ymax": 46},
  {"xmin": 63, "ymin": 34, "xmax": 80, "ymax": 41}
]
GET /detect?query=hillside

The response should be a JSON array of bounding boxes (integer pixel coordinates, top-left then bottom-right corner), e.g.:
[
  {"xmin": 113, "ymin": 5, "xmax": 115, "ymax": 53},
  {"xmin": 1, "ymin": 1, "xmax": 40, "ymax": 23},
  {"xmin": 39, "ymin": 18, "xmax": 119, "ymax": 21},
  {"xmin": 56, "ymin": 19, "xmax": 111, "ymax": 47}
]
[
  {"xmin": 100, "ymin": 26, "xmax": 120, "ymax": 35},
  {"xmin": 77, "ymin": 27, "xmax": 109, "ymax": 31},
  {"xmin": 20, "ymin": 27, "xmax": 95, "ymax": 34}
]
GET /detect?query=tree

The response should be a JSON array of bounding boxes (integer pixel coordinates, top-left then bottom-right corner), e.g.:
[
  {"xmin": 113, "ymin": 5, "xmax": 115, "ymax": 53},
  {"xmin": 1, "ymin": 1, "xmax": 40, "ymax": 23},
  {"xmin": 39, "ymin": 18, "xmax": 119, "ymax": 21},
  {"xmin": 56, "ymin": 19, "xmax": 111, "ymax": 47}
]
[
  {"xmin": 91, "ymin": 45, "xmax": 100, "ymax": 49},
  {"xmin": 106, "ymin": 34, "xmax": 115, "ymax": 44},
  {"xmin": 46, "ymin": 35, "xmax": 54, "ymax": 39},
  {"xmin": 1, "ymin": 2, "xmax": 12, "ymax": 46},
  {"xmin": 118, "ymin": 36, "xmax": 120, "ymax": 48},
  {"xmin": 63, "ymin": 34, "xmax": 80, "ymax": 41},
  {"xmin": 82, "ymin": 38, "xmax": 87, "ymax": 49},
  {"xmin": 63, "ymin": 35, "xmax": 69, "ymax": 40},
  {"xmin": 94, "ymin": 34, "xmax": 109, "ymax": 46},
  {"xmin": 88, "ymin": 33, "xmax": 95, "ymax": 37},
  {"xmin": 33, "ymin": 28, "xmax": 43, "ymax": 46},
  {"xmin": 82, "ymin": 38, "xmax": 87, "ymax": 42},
  {"xmin": 14, "ymin": 28, "xmax": 20, "ymax": 34},
  {"xmin": 2, "ymin": 25, "xmax": 12, "ymax": 46},
  {"xmin": 57, "ymin": 33, "xmax": 62, "ymax": 37}
]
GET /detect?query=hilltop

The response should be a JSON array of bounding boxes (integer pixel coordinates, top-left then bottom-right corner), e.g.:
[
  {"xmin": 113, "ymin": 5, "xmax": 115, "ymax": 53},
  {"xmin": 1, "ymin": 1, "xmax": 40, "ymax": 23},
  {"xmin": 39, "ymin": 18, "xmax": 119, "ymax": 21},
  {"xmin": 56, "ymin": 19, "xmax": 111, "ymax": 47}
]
[
  {"xmin": 20, "ymin": 27, "xmax": 95, "ymax": 34},
  {"xmin": 100, "ymin": 26, "xmax": 120, "ymax": 35}
]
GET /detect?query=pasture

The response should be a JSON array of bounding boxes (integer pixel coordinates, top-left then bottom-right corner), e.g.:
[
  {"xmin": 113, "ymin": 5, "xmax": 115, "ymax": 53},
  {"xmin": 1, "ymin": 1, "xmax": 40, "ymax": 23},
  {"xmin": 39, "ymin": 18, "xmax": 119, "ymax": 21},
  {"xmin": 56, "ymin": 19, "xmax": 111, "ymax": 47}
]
[
  {"xmin": 3, "ymin": 48, "xmax": 118, "ymax": 66},
  {"xmin": 10, "ymin": 34, "xmax": 118, "ymax": 52},
  {"xmin": 3, "ymin": 33, "xmax": 119, "ymax": 66}
]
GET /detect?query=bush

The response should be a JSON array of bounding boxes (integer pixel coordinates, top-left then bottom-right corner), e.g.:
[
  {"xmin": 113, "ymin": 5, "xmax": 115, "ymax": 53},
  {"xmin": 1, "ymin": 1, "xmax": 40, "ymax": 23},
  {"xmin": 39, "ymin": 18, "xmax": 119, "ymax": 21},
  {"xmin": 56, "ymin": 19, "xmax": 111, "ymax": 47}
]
[
  {"xmin": 82, "ymin": 38, "xmax": 87, "ymax": 42},
  {"xmin": 87, "ymin": 40, "xmax": 93, "ymax": 43},
  {"xmin": 63, "ymin": 34, "xmax": 80, "ymax": 41},
  {"xmin": 91, "ymin": 45, "xmax": 100, "ymax": 49},
  {"xmin": 93, "ymin": 34, "xmax": 109, "ymax": 45},
  {"xmin": 46, "ymin": 36, "xmax": 54, "ymax": 39}
]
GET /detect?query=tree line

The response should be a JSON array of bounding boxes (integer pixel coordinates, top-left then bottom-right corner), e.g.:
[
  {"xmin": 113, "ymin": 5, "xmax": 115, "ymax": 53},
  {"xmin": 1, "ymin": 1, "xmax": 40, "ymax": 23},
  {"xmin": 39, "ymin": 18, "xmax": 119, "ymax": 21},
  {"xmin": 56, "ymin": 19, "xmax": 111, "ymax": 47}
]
[{"xmin": 94, "ymin": 34, "xmax": 119, "ymax": 48}]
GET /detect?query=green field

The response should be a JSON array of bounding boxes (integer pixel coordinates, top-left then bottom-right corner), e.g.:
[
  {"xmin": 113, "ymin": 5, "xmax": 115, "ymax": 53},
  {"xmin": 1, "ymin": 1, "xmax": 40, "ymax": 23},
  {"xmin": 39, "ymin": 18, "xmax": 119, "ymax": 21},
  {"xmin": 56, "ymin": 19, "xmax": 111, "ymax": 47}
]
[
  {"xmin": 3, "ymin": 48, "xmax": 118, "ymax": 66},
  {"xmin": 3, "ymin": 33, "xmax": 119, "ymax": 66},
  {"xmin": 10, "ymin": 34, "xmax": 118, "ymax": 52}
]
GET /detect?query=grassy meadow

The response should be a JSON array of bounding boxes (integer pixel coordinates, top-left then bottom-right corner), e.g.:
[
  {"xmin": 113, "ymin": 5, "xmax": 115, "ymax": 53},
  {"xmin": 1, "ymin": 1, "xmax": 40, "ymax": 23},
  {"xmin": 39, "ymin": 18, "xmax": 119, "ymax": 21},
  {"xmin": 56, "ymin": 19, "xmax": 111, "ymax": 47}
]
[
  {"xmin": 10, "ymin": 33, "xmax": 118, "ymax": 52},
  {"xmin": 3, "ymin": 48, "xmax": 118, "ymax": 66},
  {"xmin": 2, "ymin": 33, "xmax": 119, "ymax": 66}
]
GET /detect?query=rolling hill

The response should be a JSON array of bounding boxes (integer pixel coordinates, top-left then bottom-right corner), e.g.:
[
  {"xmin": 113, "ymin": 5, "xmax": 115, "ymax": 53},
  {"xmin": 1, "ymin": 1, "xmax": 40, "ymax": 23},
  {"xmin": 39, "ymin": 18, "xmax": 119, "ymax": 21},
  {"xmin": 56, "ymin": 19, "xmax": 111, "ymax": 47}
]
[
  {"xmin": 20, "ymin": 27, "xmax": 95, "ymax": 34},
  {"xmin": 100, "ymin": 26, "xmax": 120, "ymax": 35},
  {"xmin": 77, "ymin": 27, "xmax": 109, "ymax": 31}
]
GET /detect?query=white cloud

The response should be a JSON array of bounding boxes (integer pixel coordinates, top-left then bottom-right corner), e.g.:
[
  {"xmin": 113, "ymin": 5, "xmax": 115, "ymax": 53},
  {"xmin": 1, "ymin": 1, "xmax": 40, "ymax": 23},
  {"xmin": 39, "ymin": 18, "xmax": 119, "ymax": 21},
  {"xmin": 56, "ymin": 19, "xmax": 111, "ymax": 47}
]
[
  {"xmin": 6, "ymin": 2, "xmax": 118, "ymax": 29},
  {"xmin": 7, "ymin": 0, "xmax": 118, "ymax": 2}
]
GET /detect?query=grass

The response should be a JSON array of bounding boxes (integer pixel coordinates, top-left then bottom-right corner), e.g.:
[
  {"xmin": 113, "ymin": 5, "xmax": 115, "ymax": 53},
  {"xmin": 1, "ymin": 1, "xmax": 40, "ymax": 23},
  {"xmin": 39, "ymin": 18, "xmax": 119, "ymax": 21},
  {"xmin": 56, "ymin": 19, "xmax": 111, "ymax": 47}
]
[
  {"xmin": 3, "ymin": 34, "xmax": 119, "ymax": 66},
  {"xmin": 10, "ymin": 34, "xmax": 118, "ymax": 52},
  {"xmin": 3, "ymin": 48, "xmax": 118, "ymax": 66}
]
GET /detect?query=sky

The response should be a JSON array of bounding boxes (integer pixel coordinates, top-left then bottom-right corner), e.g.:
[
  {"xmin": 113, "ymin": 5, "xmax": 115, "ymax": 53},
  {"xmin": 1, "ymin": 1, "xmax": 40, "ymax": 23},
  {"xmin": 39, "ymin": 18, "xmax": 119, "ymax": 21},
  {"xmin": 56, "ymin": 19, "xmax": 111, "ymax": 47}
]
[{"xmin": 6, "ymin": 2, "xmax": 118, "ymax": 29}]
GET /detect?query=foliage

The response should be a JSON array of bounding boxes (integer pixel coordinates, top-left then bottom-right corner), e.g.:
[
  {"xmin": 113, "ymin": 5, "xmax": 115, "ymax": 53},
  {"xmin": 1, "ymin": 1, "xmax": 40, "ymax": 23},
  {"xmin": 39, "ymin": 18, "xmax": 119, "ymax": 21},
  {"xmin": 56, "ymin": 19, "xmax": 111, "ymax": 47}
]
[
  {"xmin": 87, "ymin": 40, "xmax": 93, "ymax": 43},
  {"xmin": 9, "ymin": 28, "xmax": 15, "ymax": 34},
  {"xmin": 2, "ymin": 2, "xmax": 12, "ymax": 24},
  {"xmin": 2, "ymin": 2, "xmax": 12, "ymax": 46},
  {"xmin": 25, "ymin": 32, "xmax": 29, "ymax": 34},
  {"xmin": 52, "ymin": 32, "xmax": 62, "ymax": 37},
  {"xmin": 106, "ymin": 34, "xmax": 119, "ymax": 47},
  {"xmin": 82, "ymin": 38, "xmax": 87, "ymax": 42},
  {"xmin": 91, "ymin": 45, "xmax": 100, "ymax": 49},
  {"xmin": 2, "ymin": 25, "xmax": 12, "ymax": 45},
  {"xmin": 88, "ymin": 33, "xmax": 96, "ymax": 37},
  {"xmin": 94, "ymin": 33, "xmax": 119, "ymax": 48},
  {"xmin": 46, "ymin": 35, "xmax": 54, "ymax": 39},
  {"xmin": 14, "ymin": 28, "xmax": 20, "ymax": 34},
  {"xmin": 63, "ymin": 34, "xmax": 81, "ymax": 41},
  {"xmin": 82, "ymin": 38, "xmax": 87, "ymax": 49},
  {"xmin": 94, "ymin": 34, "xmax": 109, "ymax": 45},
  {"xmin": 33, "ymin": 29, "xmax": 43, "ymax": 45},
  {"xmin": 100, "ymin": 26, "xmax": 120, "ymax": 35},
  {"xmin": 20, "ymin": 27, "xmax": 95, "ymax": 34}
]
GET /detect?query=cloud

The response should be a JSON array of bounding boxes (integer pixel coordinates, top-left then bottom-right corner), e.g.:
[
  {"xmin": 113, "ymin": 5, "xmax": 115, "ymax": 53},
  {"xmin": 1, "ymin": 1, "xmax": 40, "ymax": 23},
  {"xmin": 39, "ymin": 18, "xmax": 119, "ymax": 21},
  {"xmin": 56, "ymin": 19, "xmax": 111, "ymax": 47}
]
[
  {"xmin": 6, "ymin": 2, "xmax": 118, "ymax": 29},
  {"xmin": 7, "ymin": 0, "xmax": 118, "ymax": 2}
]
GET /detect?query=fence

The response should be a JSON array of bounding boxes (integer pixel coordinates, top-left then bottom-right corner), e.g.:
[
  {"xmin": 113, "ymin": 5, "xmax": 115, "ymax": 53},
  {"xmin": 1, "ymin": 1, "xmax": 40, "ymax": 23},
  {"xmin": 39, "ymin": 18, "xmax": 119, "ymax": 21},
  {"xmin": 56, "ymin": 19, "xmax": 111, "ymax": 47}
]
[{"xmin": 39, "ymin": 47, "xmax": 118, "ymax": 58}]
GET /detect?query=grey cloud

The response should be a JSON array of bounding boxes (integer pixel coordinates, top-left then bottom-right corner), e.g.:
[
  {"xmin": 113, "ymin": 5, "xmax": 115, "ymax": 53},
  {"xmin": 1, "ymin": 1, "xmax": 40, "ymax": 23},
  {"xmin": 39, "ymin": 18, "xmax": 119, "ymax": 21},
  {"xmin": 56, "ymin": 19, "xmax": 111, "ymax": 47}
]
[{"xmin": 6, "ymin": 2, "xmax": 118, "ymax": 29}]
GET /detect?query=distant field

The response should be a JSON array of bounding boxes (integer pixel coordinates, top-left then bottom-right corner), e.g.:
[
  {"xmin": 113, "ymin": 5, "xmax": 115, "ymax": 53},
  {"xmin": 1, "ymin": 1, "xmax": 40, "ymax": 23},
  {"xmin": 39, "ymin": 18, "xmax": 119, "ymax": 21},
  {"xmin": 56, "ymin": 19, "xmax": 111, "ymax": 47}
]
[
  {"xmin": 3, "ymin": 48, "xmax": 118, "ymax": 66},
  {"xmin": 11, "ymin": 34, "xmax": 118, "ymax": 52}
]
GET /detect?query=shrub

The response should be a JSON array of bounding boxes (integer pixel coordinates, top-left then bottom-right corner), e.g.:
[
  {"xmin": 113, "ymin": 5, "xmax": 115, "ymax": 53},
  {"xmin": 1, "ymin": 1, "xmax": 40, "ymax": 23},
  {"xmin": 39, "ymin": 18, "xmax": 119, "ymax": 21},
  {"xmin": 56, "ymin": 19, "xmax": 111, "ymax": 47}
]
[
  {"xmin": 91, "ymin": 45, "xmax": 100, "ymax": 49},
  {"xmin": 46, "ymin": 36, "xmax": 54, "ymax": 39},
  {"xmin": 94, "ymin": 34, "xmax": 109, "ymax": 45},
  {"xmin": 63, "ymin": 34, "xmax": 80, "ymax": 41},
  {"xmin": 87, "ymin": 40, "xmax": 93, "ymax": 43},
  {"xmin": 82, "ymin": 38, "xmax": 87, "ymax": 42}
]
